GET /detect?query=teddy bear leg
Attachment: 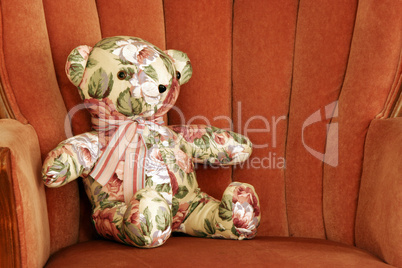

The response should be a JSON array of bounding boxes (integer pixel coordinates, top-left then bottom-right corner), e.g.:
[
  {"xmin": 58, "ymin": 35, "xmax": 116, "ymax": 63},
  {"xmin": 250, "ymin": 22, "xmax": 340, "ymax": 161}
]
[
  {"xmin": 122, "ymin": 188, "xmax": 173, "ymax": 248},
  {"xmin": 91, "ymin": 202, "xmax": 128, "ymax": 244},
  {"xmin": 180, "ymin": 182, "xmax": 260, "ymax": 240},
  {"xmin": 92, "ymin": 188, "xmax": 172, "ymax": 248},
  {"xmin": 218, "ymin": 182, "xmax": 261, "ymax": 239}
]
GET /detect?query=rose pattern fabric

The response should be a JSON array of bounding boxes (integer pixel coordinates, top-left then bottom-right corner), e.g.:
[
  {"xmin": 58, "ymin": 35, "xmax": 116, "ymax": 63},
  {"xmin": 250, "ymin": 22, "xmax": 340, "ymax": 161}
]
[
  {"xmin": 130, "ymin": 70, "xmax": 160, "ymax": 105},
  {"xmin": 126, "ymin": 200, "xmax": 141, "ymax": 227},
  {"xmin": 229, "ymin": 183, "xmax": 260, "ymax": 239},
  {"xmin": 232, "ymin": 202, "xmax": 259, "ymax": 239},
  {"xmin": 214, "ymin": 131, "xmax": 230, "ymax": 145},
  {"xmin": 173, "ymin": 148, "xmax": 193, "ymax": 174},
  {"xmin": 172, "ymin": 202, "xmax": 190, "ymax": 230},
  {"xmin": 70, "ymin": 135, "xmax": 99, "ymax": 171},
  {"xmin": 145, "ymin": 146, "xmax": 171, "ymax": 185},
  {"xmin": 112, "ymin": 39, "xmax": 159, "ymax": 67},
  {"xmin": 172, "ymin": 125, "xmax": 206, "ymax": 143},
  {"xmin": 102, "ymin": 174, "xmax": 124, "ymax": 201},
  {"xmin": 92, "ymin": 207, "xmax": 122, "ymax": 241},
  {"xmin": 43, "ymin": 36, "xmax": 260, "ymax": 248},
  {"xmin": 43, "ymin": 133, "xmax": 99, "ymax": 186}
]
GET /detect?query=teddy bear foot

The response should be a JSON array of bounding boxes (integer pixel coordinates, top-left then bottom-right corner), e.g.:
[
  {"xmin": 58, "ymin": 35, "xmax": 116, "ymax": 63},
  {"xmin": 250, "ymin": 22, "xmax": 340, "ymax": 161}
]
[
  {"xmin": 220, "ymin": 182, "xmax": 261, "ymax": 240},
  {"xmin": 91, "ymin": 188, "xmax": 173, "ymax": 248},
  {"xmin": 122, "ymin": 188, "xmax": 173, "ymax": 248},
  {"xmin": 176, "ymin": 182, "xmax": 261, "ymax": 240}
]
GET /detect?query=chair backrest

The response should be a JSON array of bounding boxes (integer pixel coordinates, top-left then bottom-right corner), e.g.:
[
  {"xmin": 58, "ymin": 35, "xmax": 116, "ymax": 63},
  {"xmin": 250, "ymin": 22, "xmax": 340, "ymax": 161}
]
[{"xmin": 0, "ymin": 0, "xmax": 401, "ymax": 254}]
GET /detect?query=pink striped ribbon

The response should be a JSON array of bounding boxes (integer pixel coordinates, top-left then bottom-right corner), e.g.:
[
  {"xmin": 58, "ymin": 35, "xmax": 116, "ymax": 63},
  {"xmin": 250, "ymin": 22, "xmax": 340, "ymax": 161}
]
[{"xmin": 89, "ymin": 114, "xmax": 163, "ymax": 204}]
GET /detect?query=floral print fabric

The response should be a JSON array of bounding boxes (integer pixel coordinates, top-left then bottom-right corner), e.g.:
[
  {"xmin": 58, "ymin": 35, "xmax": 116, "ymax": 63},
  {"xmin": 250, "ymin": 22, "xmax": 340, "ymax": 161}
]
[{"xmin": 42, "ymin": 36, "xmax": 261, "ymax": 248}]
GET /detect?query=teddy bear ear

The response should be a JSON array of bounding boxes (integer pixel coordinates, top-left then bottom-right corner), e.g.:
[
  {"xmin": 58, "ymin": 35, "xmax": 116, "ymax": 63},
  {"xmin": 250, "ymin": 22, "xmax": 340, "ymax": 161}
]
[
  {"xmin": 65, "ymin": 45, "xmax": 93, "ymax": 87},
  {"xmin": 165, "ymin": 50, "xmax": 192, "ymax": 85}
]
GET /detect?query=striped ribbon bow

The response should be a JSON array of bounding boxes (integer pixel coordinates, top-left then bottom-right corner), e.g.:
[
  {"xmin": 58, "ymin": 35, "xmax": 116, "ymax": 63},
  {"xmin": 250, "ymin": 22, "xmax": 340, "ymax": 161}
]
[{"xmin": 89, "ymin": 113, "xmax": 164, "ymax": 204}]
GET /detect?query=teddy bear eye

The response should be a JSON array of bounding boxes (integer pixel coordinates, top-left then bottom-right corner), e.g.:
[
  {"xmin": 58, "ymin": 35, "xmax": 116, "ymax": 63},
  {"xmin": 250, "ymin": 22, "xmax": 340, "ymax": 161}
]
[
  {"xmin": 117, "ymin": 70, "xmax": 127, "ymax": 80},
  {"xmin": 158, "ymin": 85, "xmax": 167, "ymax": 93},
  {"xmin": 176, "ymin": 71, "xmax": 181, "ymax": 80}
]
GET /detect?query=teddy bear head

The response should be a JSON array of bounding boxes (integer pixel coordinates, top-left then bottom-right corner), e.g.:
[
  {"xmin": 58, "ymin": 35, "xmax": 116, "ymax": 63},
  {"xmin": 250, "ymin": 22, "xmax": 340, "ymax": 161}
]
[{"xmin": 65, "ymin": 36, "xmax": 192, "ymax": 118}]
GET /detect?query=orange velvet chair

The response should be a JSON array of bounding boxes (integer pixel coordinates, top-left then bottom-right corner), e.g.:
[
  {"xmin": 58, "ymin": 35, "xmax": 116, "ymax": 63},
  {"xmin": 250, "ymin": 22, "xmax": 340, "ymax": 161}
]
[{"xmin": 1, "ymin": 0, "xmax": 401, "ymax": 267}]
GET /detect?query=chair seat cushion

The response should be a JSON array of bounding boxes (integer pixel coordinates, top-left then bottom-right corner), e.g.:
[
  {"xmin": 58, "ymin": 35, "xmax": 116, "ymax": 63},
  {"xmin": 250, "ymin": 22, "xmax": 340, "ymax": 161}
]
[{"xmin": 45, "ymin": 236, "xmax": 390, "ymax": 267}]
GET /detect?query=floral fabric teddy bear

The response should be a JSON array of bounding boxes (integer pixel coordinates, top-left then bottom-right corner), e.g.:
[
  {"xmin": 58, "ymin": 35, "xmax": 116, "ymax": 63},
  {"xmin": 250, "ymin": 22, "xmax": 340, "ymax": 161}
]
[{"xmin": 42, "ymin": 36, "xmax": 261, "ymax": 248}]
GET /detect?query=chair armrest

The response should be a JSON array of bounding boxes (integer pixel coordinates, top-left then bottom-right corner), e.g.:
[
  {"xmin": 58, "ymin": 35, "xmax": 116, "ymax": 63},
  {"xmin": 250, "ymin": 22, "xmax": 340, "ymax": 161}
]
[
  {"xmin": 0, "ymin": 119, "xmax": 50, "ymax": 268},
  {"xmin": 0, "ymin": 147, "xmax": 20, "ymax": 267},
  {"xmin": 355, "ymin": 118, "xmax": 402, "ymax": 267}
]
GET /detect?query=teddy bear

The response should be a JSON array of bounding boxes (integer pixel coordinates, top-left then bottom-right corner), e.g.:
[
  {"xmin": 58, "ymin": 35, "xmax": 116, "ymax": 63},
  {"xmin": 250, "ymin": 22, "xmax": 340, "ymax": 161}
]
[{"xmin": 42, "ymin": 36, "xmax": 261, "ymax": 248}]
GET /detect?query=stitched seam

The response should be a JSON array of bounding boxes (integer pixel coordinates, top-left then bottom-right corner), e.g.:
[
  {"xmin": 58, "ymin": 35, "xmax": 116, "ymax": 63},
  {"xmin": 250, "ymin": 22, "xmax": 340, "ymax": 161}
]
[
  {"xmin": 283, "ymin": 0, "xmax": 301, "ymax": 238},
  {"xmin": 0, "ymin": 2, "xmax": 20, "ymax": 121},
  {"xmin": 95, "ymin": 0, "xmax": 104, "ymax": 39},
  {"xmin": 390, "ymin": 76, "xmax": 402, "ymax": 117},
  {"xmin": 161, "ymin": 0, "xmax": 169, "ymax": 125},
  {"xmin": 231, "ymin": 0, "xmax": 235, "ymax": 183},
  {"xmin": 384, "ymin": 50, "xmax": 402, "ymax": 118}
]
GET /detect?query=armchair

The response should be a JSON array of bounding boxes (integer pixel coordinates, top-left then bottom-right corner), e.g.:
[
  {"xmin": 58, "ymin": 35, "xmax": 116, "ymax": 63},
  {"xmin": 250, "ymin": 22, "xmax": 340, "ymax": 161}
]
[{"xmin": 0, "ymin": 0, "xmax": 401, "ymax": 267}]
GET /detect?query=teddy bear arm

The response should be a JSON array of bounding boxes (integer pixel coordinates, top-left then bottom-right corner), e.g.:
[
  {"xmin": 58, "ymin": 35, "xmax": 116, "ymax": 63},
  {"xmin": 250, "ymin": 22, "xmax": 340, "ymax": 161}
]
[
  {"xmin": 42, "ymin": 131, "xmax": 100, "ymax": 187},
  {"xmin": 170, "ymin": 124, "xmax": 252, "ymax": 166}
]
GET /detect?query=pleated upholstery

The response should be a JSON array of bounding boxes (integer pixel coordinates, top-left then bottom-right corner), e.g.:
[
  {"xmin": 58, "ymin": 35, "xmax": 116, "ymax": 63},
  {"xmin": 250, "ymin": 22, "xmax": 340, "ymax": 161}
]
[
  {"xmin": 323, "ymin": 0, "xmax": 402, "ymax": 245},
  {"xmin": 284, "ymin": 0, "xmax": 358, "ymax": 240},
  {"xmin": 232, "ymin": 0, "xmax": 401, "ymax": 243},
  {"xmin": 1, "ymin": 0, "xmax": 400, "ymax": 261},
  {"xmin": 232, "ymin": 0, "xmax": 298, "ymax": 237},
  {"xmin": 96, "ymin": 0, "xmax": 166, "ymax": 49},
  {"xmin": 43, "ymin": 0, "xmax": 101, "ymax": 137}
]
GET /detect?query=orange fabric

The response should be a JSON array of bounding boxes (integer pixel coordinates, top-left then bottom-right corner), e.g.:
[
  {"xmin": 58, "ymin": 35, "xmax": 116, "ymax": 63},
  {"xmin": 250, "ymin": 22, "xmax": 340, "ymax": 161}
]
[
  {"xmin": 77, "ymin": 181, "xmax": 98, "ymax": 242},
  {"xmin": 232, "ymin": 0, "xmax": 299, "ymax": 237},
  {"xmin": 0, "ymin": 119, "xmax": 50, "ymax": 268},
  {"xmin": 323, "ymin": 0, "xmax": 402, "ymax": 245},
  {"xmin": 355, "ymin": 118, "xmax": 402, "ymax": 267},
  {"xmin": 96, "ymin": 0, "xmax": 166, "ymax": 49},
  {"xmin": 285, "ymin": 0, "xmax": 358, "ymax": 239},
  {"xmin": 164, "ymin": 0, "xmax": 233, "ymax": 198},
  {"xmin": 45, "ymin": 236, "xmax": 390, "ymax": 267},
  {"xmin": 0, "ymin": 20, "xmax": 27, "ymax": 123},
  {"xmin": 43, "ymin": 0, "xmax": 102, "ymax": 137}
]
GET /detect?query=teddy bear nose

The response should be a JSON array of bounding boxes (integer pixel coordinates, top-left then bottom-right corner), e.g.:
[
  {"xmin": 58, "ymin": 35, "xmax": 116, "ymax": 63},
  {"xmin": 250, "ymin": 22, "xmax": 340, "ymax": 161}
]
[{"xmin": 158, "ymin": 85, "xmax": 167, "ymax": 93}]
